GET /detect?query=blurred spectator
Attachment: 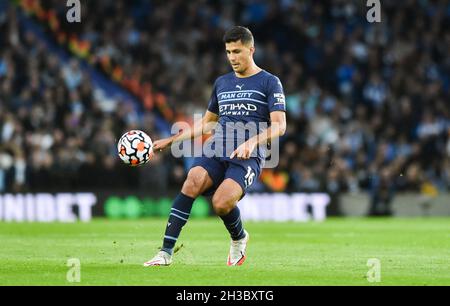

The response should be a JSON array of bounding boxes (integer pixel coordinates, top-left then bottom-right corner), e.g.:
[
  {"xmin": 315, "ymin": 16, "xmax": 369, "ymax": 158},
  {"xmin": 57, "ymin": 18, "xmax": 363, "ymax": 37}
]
[{"xmin": 369, "ymin": 167, "xmax": 395, "ymax": 216}]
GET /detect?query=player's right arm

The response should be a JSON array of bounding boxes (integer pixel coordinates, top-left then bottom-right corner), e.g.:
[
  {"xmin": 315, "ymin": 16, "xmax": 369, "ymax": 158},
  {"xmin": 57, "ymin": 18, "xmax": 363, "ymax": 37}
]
[
  {"xmin": 153, "ymin": 79, "xmax": 220, "ymax": 152},
  {"xmin": 152, "ymin": 110, "xmax": 218, "ymax": 152}
]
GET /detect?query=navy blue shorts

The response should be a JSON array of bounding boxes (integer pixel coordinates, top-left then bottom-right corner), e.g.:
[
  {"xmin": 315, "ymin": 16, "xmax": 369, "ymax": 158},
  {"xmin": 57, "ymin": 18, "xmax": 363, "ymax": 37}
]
[{"xmin": 191, "ymin": 156, "xmax": 262, "ymax": 199}]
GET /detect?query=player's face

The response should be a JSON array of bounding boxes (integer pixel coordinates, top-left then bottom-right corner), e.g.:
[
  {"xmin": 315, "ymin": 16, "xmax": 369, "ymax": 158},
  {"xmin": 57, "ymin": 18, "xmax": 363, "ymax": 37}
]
[{"xmin": 225, "ymin": 40, "xmax": 254, "ymax": 74}]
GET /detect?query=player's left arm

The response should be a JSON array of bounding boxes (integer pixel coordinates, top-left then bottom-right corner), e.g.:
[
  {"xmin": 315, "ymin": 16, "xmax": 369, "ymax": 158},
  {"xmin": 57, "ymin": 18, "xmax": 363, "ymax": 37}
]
[{"xmin": 230, "ymin": 111, "xmax": 286, "ymax": 159}]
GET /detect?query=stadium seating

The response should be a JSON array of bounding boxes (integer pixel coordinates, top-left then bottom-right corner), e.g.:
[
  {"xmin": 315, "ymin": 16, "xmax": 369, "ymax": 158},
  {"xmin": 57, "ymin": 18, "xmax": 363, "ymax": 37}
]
[{"xmin": 0, "ymin": 0, "xmax": 448, "ymax": 199}]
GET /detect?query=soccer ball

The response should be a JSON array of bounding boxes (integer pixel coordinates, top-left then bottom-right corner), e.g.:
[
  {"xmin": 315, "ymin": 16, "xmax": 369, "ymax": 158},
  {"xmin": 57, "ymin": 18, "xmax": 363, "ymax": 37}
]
[{"xmin": 117, "ymin": 130, "xmax": 153, "ymax": 166}]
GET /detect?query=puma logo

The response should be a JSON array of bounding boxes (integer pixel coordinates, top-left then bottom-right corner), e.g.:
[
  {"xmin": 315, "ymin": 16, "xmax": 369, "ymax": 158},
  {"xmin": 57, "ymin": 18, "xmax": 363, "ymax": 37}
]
[{"xmin": 236, "ymin": 84, "xmax": 244, "ymax": 90}]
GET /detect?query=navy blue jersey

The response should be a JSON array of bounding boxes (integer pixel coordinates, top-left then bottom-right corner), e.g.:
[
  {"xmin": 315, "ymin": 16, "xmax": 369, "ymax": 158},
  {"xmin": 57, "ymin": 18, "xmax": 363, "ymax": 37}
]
[{"xmin": 206, "ymin": 70, "xmax": 285, "ymax": 163}]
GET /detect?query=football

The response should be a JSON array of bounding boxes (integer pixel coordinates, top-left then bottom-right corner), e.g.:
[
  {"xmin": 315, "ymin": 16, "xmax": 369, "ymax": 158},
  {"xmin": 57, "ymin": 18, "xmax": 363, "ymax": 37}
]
[{"xmin": 117, "ymin": 130, "xmax": 154, "ymax": 166}]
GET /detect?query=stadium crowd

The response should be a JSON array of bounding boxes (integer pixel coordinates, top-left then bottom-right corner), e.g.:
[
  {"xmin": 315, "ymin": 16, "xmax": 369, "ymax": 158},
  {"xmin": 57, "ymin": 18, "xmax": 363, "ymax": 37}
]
[{"xmin": 1, "ymin": 1, "xmax": 449, "ymax": 212}]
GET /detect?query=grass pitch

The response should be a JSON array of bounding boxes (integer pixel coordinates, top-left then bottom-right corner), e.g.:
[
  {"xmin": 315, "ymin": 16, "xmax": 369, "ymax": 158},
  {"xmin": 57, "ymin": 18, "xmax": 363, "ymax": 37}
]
[{"xmin": 0, "ymin": 217, "xmax": 449, "ymax": 286}]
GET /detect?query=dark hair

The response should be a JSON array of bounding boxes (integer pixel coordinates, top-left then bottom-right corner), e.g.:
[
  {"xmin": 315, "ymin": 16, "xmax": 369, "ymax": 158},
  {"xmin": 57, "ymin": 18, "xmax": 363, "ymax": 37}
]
[{"xmin": 223, "ymin": 26, "xmax": 254, "ymax": 46}]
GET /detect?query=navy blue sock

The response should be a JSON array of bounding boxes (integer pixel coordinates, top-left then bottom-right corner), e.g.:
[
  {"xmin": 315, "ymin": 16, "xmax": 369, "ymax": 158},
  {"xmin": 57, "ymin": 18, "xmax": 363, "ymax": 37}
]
[
  {"xmin": 161, "ymin": 193, "xmax": 195, "ymax": 255},
  {"xmin": 220, "ymin": 207, "xmax": 245, "ymax": 241}
]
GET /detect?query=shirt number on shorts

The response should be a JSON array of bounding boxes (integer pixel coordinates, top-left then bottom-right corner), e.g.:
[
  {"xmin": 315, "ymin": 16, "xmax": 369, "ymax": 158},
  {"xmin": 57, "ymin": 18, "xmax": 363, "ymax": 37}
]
[{"xmin": 244, "ymin": 166, "xmax": 255, "ymax": 188}]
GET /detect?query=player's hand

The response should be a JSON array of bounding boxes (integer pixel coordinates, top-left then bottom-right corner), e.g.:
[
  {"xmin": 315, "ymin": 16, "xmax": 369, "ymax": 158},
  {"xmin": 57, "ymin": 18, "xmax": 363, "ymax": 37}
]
[
  {"xmin": 230, "ymin": 139, "xmax": 257, "ymax": 160},
  {"xmin": 152, "ymin": 137, "xmax": 173, "ymax": 153}
]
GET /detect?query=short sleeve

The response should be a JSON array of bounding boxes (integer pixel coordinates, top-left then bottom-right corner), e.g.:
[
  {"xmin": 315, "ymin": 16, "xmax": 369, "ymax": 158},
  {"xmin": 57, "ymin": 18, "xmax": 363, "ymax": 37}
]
[
  {"xmin": 207, "ymin": 80, "xmax": 219, "ymax": 114},
  {"xmin": 267, "ymin": 76, "xmax": 286, "ymax": 113}
]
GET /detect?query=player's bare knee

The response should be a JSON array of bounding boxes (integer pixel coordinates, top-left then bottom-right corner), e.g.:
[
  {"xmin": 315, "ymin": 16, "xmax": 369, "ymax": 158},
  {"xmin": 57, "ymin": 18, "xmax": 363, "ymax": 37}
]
[
  {"xmin": 212, "ymin": 196, "xmax": 233, "ymax": 216},
  {"xmin": 213, "ymin": 203, "xmax": 231, "ymax": 216},
  {"xmin": 182, "ymin": 168, "xmax": 207, "ymax": 197},
  {"xmin": 181, "ymin": 178, "xmax": 201, "ymax": 198}
]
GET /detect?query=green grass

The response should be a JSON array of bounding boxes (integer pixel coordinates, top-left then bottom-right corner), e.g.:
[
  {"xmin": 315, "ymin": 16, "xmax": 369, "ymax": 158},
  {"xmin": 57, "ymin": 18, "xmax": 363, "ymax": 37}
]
[{"xmin": 0, "ymin": 217, "xmax": 449, "ymax": 285}]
